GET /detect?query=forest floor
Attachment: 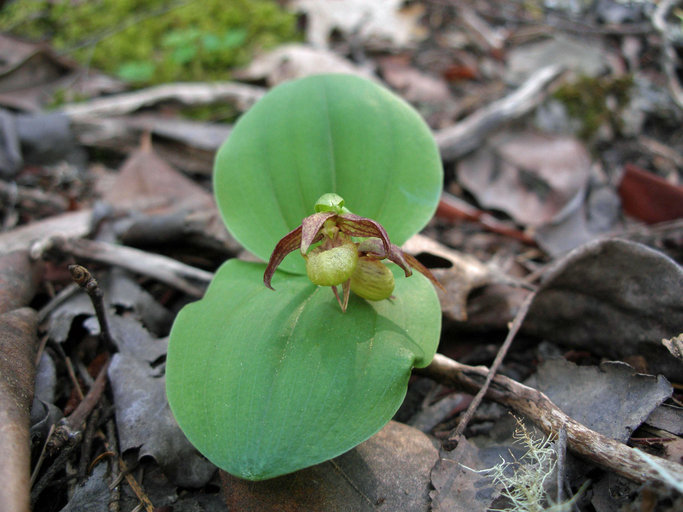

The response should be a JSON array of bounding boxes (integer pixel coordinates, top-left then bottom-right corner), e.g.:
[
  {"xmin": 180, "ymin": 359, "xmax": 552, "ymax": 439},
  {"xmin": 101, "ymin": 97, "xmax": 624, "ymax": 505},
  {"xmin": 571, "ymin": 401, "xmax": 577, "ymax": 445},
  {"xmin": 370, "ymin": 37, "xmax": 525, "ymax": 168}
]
[{"xmin": 0, "ymin": 1, "xmax": 682, "ymax": 511}]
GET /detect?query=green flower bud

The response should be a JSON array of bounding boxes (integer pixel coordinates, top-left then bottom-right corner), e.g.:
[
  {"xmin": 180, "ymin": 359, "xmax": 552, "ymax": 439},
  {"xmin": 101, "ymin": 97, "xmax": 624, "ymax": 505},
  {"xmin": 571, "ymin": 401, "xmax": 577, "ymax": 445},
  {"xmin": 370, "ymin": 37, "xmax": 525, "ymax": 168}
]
[
  {"xmin": 314, "ymin": 193, "xmax": 350, "ymax": 214},
  {"xmin": 350, "ymin": 258, "xmax": 395, "ymax": 301},
  {"xmin": 305, "ymin": 242, "xmax": 358, "ymax": 287}
]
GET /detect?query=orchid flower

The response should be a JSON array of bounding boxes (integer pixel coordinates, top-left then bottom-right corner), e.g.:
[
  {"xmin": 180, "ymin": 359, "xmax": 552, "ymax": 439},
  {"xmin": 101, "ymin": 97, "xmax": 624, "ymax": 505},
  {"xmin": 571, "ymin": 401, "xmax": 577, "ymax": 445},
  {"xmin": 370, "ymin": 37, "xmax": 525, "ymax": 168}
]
[{"xmin": 264, "ymin": 194, "xmax": 443, "ymax": 311}]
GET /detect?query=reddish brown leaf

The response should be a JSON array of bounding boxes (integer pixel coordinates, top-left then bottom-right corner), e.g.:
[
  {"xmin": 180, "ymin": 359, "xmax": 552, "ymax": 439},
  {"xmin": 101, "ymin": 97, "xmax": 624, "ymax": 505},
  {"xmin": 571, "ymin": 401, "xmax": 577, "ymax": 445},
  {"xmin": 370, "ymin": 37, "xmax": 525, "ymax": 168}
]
[{"xmin": 618, "ymin": 164, "xmax": 683, "ymax": 223}]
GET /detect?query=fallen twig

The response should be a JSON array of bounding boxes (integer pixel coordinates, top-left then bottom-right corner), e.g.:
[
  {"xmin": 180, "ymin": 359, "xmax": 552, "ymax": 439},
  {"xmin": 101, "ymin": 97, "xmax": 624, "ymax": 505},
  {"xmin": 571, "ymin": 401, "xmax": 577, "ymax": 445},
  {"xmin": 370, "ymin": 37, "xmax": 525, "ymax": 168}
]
[
  {"xmin": 69, "ymin": 264, "xmax": 115, "ymax": 352},
  {"xmin": 60, "ymin": 81, "xmax": 266, "ymax": 119},
  {"xmin": 70, "ymin": 115, "xmax": 232, "ymax": 174},
  {"xmin": 419, "ymin": 354, "xmax": 683, "ymax": 487},
  {"xmin": 556, "ymin": 427, "xmax": 567, "ymax": 504},
  {"xmin": 434, "ymin": 64, "xmax": 565, "ymax": 160},
  {"xmin": 436, "ymin": 192, "xmax": 536, "ymax": 245},
  {"xmin": 106, "ymin": 418, "xmax": 121, "ymax": 512},
  {"xmin": 34, "ymin": 236, "xmax": 212, "ymax": 297},
  {"xmin": 30, "ymin": 430, "xmax": 82, "ymax": 508},
  {"xmin": 445, "ymin": 291, "xmax": 536, "ymax": 447}
]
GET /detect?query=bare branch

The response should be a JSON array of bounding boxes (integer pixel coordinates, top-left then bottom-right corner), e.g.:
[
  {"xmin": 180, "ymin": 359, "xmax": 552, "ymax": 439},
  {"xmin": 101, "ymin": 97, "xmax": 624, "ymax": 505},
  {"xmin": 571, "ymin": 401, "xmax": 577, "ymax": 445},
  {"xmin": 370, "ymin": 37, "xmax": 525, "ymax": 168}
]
[
  {"xmin": 419, "ymin": 353, "xmax": 683, "ymax": 487},
  {"xmin": 61, "ymin": 82, "xmax": 266, "ymax": 119},
  {"xmin": 434, "ymin": 65, "xmax": 565, "ymax": 160}
]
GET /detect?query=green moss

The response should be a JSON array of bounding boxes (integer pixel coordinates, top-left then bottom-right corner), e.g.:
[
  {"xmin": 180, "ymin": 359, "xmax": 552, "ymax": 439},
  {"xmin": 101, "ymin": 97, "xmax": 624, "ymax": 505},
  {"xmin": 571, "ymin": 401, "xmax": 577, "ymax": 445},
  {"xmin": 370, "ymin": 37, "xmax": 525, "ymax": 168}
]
[
  {"xmin": 1, "ymin": 0, "xmax": 300, "ymax": 86},
  {"xmin": 552, "ymin": 74, "xmax": 634, "ymax": 140}
]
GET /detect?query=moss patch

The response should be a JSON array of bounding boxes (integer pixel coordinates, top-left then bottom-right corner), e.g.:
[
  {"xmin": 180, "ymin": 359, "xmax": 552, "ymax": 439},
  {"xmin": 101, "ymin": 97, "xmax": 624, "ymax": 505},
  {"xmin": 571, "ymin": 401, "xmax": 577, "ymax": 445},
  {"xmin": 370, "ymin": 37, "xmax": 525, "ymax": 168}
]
[
  {"xmin": 1, "ymin": 0, "xmax": 300, "ymax": 86},
  {"xmin": 553, "ymin": 74, "xmax": 634, "ymax": 140}
]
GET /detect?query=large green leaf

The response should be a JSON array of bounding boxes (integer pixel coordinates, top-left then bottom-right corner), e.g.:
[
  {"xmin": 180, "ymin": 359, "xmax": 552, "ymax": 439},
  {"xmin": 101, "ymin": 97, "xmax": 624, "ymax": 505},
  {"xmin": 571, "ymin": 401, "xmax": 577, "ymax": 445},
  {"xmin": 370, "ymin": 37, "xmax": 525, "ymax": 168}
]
[
  {"xmin": 214, "ymin": 74, "xmax": 443, "ymax": 274},
  {"xmin": 166, "ymin": 260, "xmax": 441, "ymax": 480}
]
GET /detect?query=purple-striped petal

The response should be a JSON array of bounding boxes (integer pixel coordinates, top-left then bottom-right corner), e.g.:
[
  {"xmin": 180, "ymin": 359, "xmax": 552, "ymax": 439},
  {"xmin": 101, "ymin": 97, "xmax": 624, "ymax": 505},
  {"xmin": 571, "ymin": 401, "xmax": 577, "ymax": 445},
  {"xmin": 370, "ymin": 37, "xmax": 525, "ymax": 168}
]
[
  {"xmin": 263, "ymin": 225, "xmax": 303, "ymax": 289},
  {"xmin": 301, "ymin": 212, "xmax": 336, "ymax": 254},
  {"xmin": 336, "ymin": 214, "xmax": 391, "ymax": 255}
]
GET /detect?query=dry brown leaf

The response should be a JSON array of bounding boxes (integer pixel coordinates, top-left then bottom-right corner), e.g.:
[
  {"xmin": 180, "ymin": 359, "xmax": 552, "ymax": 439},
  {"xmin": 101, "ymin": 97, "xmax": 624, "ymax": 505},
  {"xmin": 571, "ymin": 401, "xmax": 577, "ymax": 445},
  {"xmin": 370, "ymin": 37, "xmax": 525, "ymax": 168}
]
[
  {"xmin": 525, "ymin": 239, "xmax": 683, "ymax": 380},
  {"xmin": 378, "ymin": 55, "xmax": 453, "ymax": 105},
  {"xmin": 402, "ymin": 234, "xmax": 493, "ymax": 321},
  {"xmin": 458, "ymin": 132, "xmax": 591, "ymax": 228},
  {"xmin": 661, "ymin": 334, "xmax": 683, "ymax": 362},
  {"xmin": 0, "ymin": 210, "xmax": 92, "ymax": 256},
  {"xmin": 0, "ymin": 33, "xmax": 122, "ymax": 111},
  {"xmin": 220, "ymin": 421, "xmax": 437, "ymax": 511},
  {"xmin": 430, "ymin": 437, "xmax": 506, "ymax": 512},
  {"xmin": 100, "ymin": 136, "xmax": 213, "ymax": 212}
]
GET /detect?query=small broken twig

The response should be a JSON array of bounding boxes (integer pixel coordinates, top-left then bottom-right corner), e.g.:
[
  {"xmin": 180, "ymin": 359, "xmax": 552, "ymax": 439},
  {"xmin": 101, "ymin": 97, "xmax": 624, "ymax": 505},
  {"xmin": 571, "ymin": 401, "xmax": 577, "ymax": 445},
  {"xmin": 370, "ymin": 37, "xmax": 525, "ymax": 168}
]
[
  {"xmin": 445, "ymin": 291, "xmax": 536, "ymax": 448},
  {"xmin": 30, "ymin": 431, "xmax": 83, "ymax": 507},
  {"xmin": 437, "ymin": 192, "xmax": 536, "ymax": 245},
  {"xmin": 106, "ymin": 418, "xmax": 121, "ymax": 512},
  {"xmin": 556, "ymin": 427, "xmax": 567, "ymax": 504},
  {"xmin": 48, "ymin": 359, "xmax": 110, "ymax": 454},
  {"xmin": 69, "ymin": 264, "xmax": 115, "ymax": 352}
]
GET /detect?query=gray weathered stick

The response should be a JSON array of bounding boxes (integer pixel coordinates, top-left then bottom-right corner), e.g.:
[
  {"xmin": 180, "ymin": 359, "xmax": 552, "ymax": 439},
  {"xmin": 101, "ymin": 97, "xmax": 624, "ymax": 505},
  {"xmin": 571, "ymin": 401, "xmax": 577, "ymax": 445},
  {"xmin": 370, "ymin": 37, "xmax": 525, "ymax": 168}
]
[
  {"xmin": 35, "ymin": 237, "xmax": 212, "ymax": 297},
  {"xmin": 61, "ymin": 81, "xmax": 266, "ymax": 119},
  {"xmin": 434, "ymin": 64, "xmax": 565, "ymax": 160}
]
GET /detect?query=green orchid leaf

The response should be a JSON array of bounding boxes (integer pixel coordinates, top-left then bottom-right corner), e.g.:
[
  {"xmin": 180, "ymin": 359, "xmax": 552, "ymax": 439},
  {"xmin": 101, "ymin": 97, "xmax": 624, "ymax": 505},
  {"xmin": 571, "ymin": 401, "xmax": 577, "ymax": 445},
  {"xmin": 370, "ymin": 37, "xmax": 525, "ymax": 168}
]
[
  {"xmin": 214, "ymin": 74, "xmax": 443, "ymax": 274},
  {"xmin": 166, "ymin": 259, "xmax": 441, "ymax": 480}
]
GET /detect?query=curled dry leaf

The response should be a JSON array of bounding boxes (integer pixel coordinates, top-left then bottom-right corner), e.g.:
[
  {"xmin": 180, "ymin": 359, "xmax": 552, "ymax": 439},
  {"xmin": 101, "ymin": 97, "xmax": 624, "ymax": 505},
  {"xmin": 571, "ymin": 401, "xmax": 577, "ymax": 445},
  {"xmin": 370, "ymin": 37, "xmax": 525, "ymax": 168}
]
[
  {"xmin": 48, "ymin": 268, "xmax": 172, "ymax": 343},
  {"xmin": 525, "ymin": 239, "xmax": 683, "ymax": 380},
  {"xmin": 0, "ymin": 209, "xmax": 92, "ymax": 257},
  {"xmin": 402, "ymin": 234, "xmax": 494, "ymax": 321},
  {"xmin": 0, "ymin": 307, "xmax": 39, "ymax": 512},
  {"xmin": 619, "ymin": 164, "xmax": 683, "ymax": 223},
  {"xmin": 58, "ymin": 462, "xmax": 110, "ymax": 512},
  {"xmin": 662, "ymin": 333, "xmax": 683, "ymax": 363},
  {"xmin": 646, "ymin": 404, "xmax": 683, "ymax": 436}
]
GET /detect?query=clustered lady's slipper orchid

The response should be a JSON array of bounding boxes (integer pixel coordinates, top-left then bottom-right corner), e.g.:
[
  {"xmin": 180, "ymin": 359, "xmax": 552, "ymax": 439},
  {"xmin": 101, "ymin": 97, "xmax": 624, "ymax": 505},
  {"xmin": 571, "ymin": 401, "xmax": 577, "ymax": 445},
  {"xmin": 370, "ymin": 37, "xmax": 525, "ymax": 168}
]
[{"xmin": 264, "ymin": 193, "xmax": 443, "ymax": 311}]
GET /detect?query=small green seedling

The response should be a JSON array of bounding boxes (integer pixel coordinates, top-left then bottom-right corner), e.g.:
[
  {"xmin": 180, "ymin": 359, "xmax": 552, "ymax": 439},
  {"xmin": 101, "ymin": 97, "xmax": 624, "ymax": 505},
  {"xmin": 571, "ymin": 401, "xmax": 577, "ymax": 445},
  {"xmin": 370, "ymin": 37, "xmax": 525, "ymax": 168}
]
[{"xmin": 166, "ymin": 74, "xmax": 443, "ymax": 480}]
